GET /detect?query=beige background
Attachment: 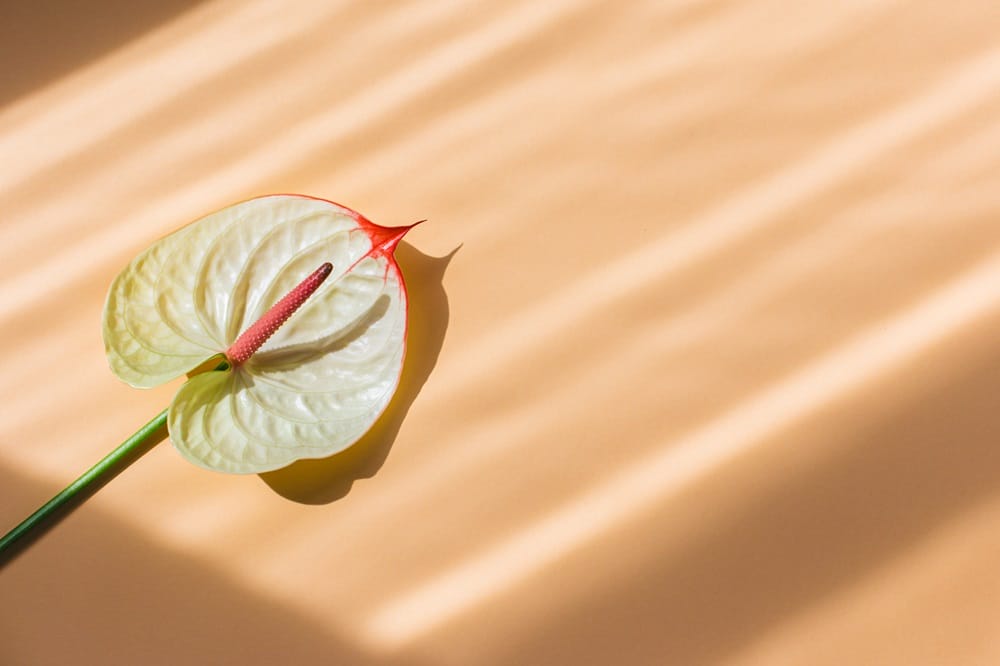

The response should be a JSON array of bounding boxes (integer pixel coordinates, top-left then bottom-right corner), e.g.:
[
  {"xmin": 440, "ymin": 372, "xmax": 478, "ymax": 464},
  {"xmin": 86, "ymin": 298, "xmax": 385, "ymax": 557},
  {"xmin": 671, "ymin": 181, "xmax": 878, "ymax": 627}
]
[{"xmin": 3, "ymin": 1, "xmax": 1000, "ymax": 664}]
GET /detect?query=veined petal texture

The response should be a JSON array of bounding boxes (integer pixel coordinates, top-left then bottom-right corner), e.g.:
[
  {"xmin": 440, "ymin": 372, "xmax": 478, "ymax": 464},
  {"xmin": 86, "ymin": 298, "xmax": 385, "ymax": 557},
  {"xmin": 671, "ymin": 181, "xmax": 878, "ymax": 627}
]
[{"xmin": 103, "ymin": 194, "xmax": 412, "ymax": 473}]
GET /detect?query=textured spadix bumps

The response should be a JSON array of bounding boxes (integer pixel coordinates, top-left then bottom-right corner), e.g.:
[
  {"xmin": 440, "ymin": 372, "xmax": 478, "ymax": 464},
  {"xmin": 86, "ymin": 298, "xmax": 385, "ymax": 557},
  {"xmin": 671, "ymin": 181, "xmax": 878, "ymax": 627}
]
[{"xmin": 103, "ymin": 195, "xmax": 414, "ymax": 474}]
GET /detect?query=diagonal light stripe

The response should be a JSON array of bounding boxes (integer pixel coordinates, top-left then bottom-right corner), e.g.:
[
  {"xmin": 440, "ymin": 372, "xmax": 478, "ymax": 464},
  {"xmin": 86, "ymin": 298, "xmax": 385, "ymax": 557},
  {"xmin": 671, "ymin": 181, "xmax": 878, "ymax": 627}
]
[
  {"xmin": 0, "ymin": 1, "xmax": 463, "ymax": 269},
  {"xmin": 365, "ymin": 244, "xmax": 1000, "ymax": 648},
  {"xmin": 0, "ymin": 1, "xmax": 341, "ymax": 195},
  {"xmin": 426, "ymin": 45, "xmax": 1000, "ymax": 403},
  {"xmin": 322, "ymin": 200, "xmax": 904, "ymax": 539},
  {"xmin": 0, "ymin": 0, "xmax": 588, "ymax": 322},
  {"xmin": 236, "ymin": 49, "xmax": 1000, "ymax": 568},
  {"xmin": 264, "ymin": 107, "xmax": 1000, "ymax": 560}
]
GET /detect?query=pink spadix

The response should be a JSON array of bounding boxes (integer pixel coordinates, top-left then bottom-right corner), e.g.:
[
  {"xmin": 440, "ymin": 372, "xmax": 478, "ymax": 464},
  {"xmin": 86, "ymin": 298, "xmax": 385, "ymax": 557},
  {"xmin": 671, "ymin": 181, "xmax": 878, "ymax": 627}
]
[{"xmin": 225, "ymin": 262, "xmax": 333, "ymax": 365}]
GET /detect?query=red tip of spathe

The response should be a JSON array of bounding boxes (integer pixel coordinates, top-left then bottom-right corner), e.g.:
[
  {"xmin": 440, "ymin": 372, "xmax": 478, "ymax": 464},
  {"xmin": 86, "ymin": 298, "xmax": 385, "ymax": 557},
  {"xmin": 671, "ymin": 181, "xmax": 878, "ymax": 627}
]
[{"xmin": 365, "ymin": 219, "xmax": 426, "ymax": 254}]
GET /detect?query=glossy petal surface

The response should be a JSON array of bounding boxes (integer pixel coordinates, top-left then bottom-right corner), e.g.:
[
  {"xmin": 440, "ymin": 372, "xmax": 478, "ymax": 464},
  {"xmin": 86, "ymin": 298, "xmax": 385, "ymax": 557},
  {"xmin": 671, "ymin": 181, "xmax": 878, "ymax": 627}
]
[{"xmin": 103, "ymin": 195, "xmax": 410, "ymax": 473}]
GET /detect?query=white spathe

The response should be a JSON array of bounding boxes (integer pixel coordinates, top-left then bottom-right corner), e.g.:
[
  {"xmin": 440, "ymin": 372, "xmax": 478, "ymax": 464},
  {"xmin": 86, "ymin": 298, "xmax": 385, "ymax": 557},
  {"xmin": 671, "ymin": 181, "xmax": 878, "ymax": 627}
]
[{"xmin": 103, "ymin": 195, "xmax": 410, "ymax": 474}]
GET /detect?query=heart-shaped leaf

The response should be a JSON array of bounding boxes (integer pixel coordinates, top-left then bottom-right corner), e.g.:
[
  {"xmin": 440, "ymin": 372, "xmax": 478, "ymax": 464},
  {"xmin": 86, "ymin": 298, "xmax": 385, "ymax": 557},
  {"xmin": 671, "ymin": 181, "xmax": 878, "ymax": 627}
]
[{"xmin": 103, "ymin": 195, "xmax": 416, "ymax": 473}]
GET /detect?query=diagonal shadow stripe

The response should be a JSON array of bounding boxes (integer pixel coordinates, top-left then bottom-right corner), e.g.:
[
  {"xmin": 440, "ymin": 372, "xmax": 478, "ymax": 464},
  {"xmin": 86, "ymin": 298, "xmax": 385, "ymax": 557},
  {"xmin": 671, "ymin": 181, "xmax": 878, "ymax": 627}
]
[{"xmin": 0, "ymin": 464, "xmax": 427, "ymax": 666}]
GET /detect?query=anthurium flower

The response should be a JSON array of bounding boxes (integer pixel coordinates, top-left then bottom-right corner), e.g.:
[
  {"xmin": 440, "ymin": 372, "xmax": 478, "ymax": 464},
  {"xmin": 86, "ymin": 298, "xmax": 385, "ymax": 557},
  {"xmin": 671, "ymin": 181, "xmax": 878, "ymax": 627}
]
[{"xmin": 103, "ymin": 195, "xmax": 416, "ymax": 474}]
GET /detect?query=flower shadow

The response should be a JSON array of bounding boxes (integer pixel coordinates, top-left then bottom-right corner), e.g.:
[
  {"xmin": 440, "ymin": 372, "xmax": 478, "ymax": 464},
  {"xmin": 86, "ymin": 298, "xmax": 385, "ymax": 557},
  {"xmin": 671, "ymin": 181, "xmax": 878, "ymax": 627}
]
[{"xmin": 259, "ymin": 241, "xmax": 456, "ymax": 503}]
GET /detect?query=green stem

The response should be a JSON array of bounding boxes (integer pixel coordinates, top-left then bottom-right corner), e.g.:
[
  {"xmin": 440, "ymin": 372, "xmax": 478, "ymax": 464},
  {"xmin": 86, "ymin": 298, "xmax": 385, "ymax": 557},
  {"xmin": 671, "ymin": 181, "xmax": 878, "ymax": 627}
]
[{"xmin": 0, "ymin": 409, "xmax": 168, "ymax": 564}]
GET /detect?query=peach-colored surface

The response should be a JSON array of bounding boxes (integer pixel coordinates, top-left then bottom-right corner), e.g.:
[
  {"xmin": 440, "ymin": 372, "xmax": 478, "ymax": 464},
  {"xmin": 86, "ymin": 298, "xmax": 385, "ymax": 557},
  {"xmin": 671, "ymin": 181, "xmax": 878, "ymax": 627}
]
[{"xmin": 3, "ymin": 2, "xmax": 1000, "ymax": 664}]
